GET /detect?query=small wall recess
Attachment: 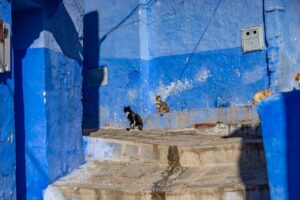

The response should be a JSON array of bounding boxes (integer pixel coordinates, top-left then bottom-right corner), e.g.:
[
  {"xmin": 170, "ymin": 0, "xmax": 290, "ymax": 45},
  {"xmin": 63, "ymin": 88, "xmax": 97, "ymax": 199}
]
[
  {"xmin": 241, "ymin": 25, "xmax": 265, "ymax": 53},
  {"xmin": 0, "ymin": 19, "xmax": 10, "ymax": 73},
  {"xmin": 88, "ymin": 66, "xmax": 108, "ymax": 87}
]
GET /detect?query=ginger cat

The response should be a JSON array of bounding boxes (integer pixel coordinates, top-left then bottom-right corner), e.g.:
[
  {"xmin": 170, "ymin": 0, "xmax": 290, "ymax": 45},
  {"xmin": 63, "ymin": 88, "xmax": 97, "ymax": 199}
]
[{"xmin": 253, "ymin": 90, "xmax": 272, "ymax": 105}]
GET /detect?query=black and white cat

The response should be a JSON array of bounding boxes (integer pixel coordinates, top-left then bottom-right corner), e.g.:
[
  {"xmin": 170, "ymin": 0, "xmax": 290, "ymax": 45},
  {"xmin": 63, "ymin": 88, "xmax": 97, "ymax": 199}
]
[{"xmin": 124, "ymin": 106, "xmax": 143, "ymax": 131}]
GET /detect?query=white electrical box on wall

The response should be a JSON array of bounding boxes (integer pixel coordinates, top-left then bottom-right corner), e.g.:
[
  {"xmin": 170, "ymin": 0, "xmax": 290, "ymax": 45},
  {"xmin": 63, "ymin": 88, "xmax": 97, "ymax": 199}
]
[{"xmin": 241, "ymin": 25, "xmax": 264, "ymax": 53}]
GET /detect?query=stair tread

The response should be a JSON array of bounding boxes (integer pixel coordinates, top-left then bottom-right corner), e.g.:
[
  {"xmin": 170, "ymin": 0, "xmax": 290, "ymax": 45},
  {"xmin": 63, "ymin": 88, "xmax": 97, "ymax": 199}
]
[
  {"xmin": 87, "ymin": 129, "xmax": 262, "ymax": 148},
  {"xmin": 53, "ymin": 160, "xmax": 268, "ymax": 193}
]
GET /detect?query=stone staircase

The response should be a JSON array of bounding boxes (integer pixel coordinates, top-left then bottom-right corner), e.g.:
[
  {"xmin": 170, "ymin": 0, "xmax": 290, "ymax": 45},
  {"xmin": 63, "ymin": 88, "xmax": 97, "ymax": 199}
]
[{"xmin": 44, "ymin": 128, "xmax": 269, "ymax": 200}]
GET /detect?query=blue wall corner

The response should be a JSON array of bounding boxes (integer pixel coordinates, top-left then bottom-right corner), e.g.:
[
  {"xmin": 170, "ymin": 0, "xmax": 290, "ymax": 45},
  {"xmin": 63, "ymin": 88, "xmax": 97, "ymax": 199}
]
[
  {"xmin": 13, "ymin": 0, "xmax": 84, "ymax": 199},
  {"xmin": 82, "ymin": 0, "xmax": 269, "ymax": 129},
  {"xmin": 0, "ymin": 1, "xmax": 16, "ymax": 199},
  {"xmin": 258, "ymin": 90, "xmax": 300, "ymax": 200}
]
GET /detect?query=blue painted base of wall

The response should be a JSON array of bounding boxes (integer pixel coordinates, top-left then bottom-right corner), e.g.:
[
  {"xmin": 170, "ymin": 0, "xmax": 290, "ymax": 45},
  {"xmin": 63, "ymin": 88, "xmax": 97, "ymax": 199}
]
[
  {"xmin": 144, "ymin": 105, "xmax": 258, "ymax": 129},
  {"xmin": 150, "ymin": 47, "xmax": 269, "ymax": 111},
  {"xmin": 83, "ymin": 48, "xmax": 268, "ymax": 129},
  {"xmin": 258, "ymin": 90, "xmax": 300, "ymax": 200}
]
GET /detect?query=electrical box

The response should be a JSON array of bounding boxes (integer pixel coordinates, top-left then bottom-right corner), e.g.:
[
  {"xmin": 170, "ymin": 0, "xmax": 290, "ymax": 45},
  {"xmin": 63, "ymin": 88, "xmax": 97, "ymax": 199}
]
[
  {"xmin": 0, "ymin": 19, "xmax": 10, "ymax": 73},
  {"xmin": 241, "ymin": 25, "xmax": 264, "ymax": 53}
]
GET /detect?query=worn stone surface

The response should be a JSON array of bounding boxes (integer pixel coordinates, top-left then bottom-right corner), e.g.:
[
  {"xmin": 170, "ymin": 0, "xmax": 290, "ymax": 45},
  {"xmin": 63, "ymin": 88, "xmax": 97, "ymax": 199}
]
[
  {"xmin": 84, "ymin": 129, "xmax": 265, "ymax": 167},
  {"xmin": 46, "ymin": 128, "xmax": 269, "ymax": 199},
  {"xmin": 46, "ymin": 160, "xmax": 269, "ymax": 200}
]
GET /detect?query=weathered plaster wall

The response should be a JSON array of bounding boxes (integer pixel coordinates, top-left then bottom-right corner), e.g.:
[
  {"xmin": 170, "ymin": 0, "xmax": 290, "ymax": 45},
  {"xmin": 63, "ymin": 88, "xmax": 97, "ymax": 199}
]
[
  {"xmin": 264, "ymin": 0, "xmax": 300, "ymax": 92},
  {"xmin": 83, "ymin": 0, "xmax": 269, "ymax": 128},
  {"xmin": 148, "ymin": 0, "xmax": 269, "ymax": 112},
  {"xmin": 281, "ymin": 0, "xmax": 300, "ymax": 90},
  {"xmin": 83, "ymin": 0, "xmax": 146, "ymax": 128},
  {"xmin": 0, "ymin": 1, "xmax": 16, "ymax": 199},
  {"xmin": 13, "ymin": 0, "xmax": 84, "ymax": 199}
]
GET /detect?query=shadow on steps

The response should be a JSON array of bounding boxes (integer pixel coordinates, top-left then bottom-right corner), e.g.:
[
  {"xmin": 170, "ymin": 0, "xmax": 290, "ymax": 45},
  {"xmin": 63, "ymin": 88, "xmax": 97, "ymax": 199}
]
[{"xmin": 223, "ymin": 126, "xmax": 270, "ymax": 200}]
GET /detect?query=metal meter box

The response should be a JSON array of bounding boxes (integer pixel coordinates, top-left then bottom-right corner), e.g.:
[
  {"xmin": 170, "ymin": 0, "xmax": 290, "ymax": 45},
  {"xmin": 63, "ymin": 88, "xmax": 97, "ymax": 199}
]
[
  {"xmin": 0, "ymin": 19, "xmax": 10, "ymax": 73},
  {"xmin": 241, "ymin": 25, "xmax": 264, "ymax": 53}
]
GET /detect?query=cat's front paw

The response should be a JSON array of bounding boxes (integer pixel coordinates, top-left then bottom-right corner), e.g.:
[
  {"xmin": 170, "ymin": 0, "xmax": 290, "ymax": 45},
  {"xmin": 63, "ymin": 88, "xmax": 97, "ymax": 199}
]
[{"xmin": 126, "ymin": 128, "xmax": 131, "ymax": 131}]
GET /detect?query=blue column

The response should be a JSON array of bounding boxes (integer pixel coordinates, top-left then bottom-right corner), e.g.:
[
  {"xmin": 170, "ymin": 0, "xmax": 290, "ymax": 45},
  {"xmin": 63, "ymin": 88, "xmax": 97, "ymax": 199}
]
[
  {"xmin": 0, "ymin": 1, "xmax": 16, "ymax": 199},
  {"xmin": 264, "ymin": 0, "xmax": 288, "ymax": 92},
  {"xmin": 13, "ymin": 0, "xmax": 84, "ymax": 199},
  {"xmin": 258, "ymin": 90, "xmax": 300, "ymax": 200}
]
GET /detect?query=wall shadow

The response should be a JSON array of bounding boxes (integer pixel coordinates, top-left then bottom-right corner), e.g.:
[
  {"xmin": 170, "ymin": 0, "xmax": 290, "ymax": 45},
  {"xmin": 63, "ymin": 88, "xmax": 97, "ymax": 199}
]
[
  {"xmin": 13, "ymin": 7, "xmax": 44, "ymax": 200},
  {"xmin": 284, "ymin": 91, "xmax": 300, "ymax": 199},
  {"xmin": 223, "ymin": 125, "xmax": 270, "ymax": 200},
  {"xmin": 82, "ymin": 11, "xmax": 100, "ymax": 135}
]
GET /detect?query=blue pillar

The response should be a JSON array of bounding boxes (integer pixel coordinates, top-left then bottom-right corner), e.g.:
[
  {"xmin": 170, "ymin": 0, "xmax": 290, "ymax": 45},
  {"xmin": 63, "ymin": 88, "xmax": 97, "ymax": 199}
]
[
  {"xmin": 258, "ymin": 90, "xmax": 300, "ymax": 200},
  {"xmin": 13, "ymin": 0, "xmax": 84, "ymax": 199},
  {"xmin": 0, "ymin": 0, "xmax": 16, "ymax": 199},
  {"xmin": 264, "ymin": 0, "xmax": 289, "ymax": 92}
]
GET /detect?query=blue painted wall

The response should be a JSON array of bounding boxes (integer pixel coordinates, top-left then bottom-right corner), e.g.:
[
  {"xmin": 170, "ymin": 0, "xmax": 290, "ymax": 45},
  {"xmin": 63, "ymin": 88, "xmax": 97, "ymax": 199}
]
[
  {"xmin": 0, "ymin": 1, "xmax": 16, "ymax": 199},
  {"xmin": 264, "ymin": 0, "xmax": 300, "ymax": 92},
  {"xmin": 83, "ymin": 0, "xmax": 269, "ymax": 128},
  {"xmin": 13, "ymin": 0, "xmax": 84, "ymax": 199},
  {"xmin": 281, "ymin": 0, "xmax": 300, "ymax": 90},
  {"xmin": 83, "ymin": 0, "xmax": 146, "ymax": 128},
  {"xmin": 148, "ymin": 0, "xmax": 268, "ymax": 112},
  {"xmin": 258, "ymin": 90, "xmax": 300, "ymax": 200},
  {"xmin": 257, "ymin": 1, "xmax": 300, "ymax": 199}
]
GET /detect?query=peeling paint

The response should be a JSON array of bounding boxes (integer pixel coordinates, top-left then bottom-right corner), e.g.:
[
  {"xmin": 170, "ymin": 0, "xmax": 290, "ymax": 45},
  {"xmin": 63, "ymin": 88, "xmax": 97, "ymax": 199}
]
[
  {"xmin": 242, "ymin": 67, "xmax": 265, "ymax": 84},
  {"xmin": 128, "ymin": 89, "xmax": 138, "ymax": 102},
  {"xmin": 195, "ymin": 67, "xmax": 211, "ymax": 83},
  {"xmin": 156, "ymin": 79, "xmax": 193, "ymax": 101}
]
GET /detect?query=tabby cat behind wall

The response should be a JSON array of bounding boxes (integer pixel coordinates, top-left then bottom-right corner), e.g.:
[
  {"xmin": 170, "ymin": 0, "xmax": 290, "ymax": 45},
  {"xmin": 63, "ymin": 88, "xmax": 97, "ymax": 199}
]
[{"xmin": 155, "ymin": 95, "xmax": 170, "ymax": 114}]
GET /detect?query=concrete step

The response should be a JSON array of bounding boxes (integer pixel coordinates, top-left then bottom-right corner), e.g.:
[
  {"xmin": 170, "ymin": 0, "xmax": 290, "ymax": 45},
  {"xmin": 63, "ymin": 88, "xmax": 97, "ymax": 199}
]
[
  {"xmin": 44, "ymin": 160, "xmax": 269, "ymax": 200},
  {"xmin": 84, "ymin": 129, "xmax": 265, "ymax": 168}
]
